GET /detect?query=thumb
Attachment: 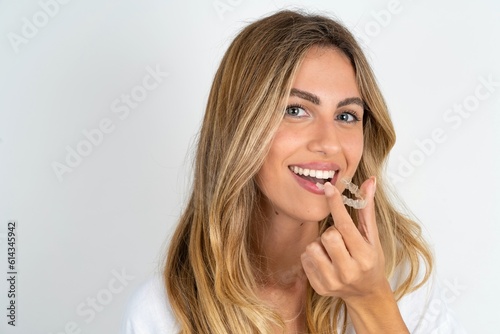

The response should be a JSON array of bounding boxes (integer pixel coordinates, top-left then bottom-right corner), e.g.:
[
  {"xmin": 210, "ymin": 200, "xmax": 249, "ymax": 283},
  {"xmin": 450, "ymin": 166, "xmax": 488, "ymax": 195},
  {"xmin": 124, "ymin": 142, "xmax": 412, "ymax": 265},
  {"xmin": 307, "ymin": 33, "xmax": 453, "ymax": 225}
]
[{"xmin": 356, "ymin": 176, "xmax": 378, "ymax": 244}]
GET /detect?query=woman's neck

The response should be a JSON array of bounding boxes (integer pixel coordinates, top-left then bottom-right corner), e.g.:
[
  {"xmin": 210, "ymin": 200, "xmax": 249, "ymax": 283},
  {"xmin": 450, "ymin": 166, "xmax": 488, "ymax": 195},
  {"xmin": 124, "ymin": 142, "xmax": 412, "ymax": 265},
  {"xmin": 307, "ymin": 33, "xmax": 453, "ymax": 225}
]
[
  {"xmin": 250, "ymin": 202, "xmax": 320, "ymax": 333},
  {"xmin": 255, "ymin": 203, "xmax": 320, "ymax": 286}
]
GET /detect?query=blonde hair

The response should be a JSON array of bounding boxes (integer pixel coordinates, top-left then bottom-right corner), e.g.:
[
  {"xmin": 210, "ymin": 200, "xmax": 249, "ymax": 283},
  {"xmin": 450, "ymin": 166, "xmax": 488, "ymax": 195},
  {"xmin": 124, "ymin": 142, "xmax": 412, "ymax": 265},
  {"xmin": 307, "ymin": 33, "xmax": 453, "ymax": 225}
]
[{"xmin": 164, "ymin": 10, "xmax": 432, "ymax": 333}]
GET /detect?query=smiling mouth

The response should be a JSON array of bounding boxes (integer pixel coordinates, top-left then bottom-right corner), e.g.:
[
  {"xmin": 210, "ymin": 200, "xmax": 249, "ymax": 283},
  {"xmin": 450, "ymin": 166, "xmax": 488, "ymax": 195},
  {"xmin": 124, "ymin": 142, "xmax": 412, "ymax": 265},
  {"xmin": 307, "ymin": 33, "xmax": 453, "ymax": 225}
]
[{"xmin": 289, "ymin": 166, "xmax": 336, "ymax": 185}]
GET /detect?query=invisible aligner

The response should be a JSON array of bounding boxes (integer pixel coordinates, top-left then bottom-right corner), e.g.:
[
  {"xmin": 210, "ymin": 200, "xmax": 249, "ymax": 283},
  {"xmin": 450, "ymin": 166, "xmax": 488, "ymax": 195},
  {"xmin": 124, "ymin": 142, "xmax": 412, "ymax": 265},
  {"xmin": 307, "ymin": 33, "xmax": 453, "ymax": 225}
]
[
  {"xmin": 340, "ymin": 178, "xmax": 367, "ymax": 209},
  {"xmin": 341, "ymin": 195, "xmax": 367, "ymax": 209}
]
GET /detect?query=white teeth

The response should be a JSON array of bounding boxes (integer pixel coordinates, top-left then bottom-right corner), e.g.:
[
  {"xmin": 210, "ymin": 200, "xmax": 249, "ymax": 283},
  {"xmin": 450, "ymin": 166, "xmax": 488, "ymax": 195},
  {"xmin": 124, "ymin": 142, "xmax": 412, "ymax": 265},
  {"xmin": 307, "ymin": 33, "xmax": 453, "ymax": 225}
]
[
  {"xmin": 290, "ymin": 166, "xmax": 336, "ymax": 180},
  {"xmin": 316, "ymin": 182, "xmax": 325, "ymax": 190}
]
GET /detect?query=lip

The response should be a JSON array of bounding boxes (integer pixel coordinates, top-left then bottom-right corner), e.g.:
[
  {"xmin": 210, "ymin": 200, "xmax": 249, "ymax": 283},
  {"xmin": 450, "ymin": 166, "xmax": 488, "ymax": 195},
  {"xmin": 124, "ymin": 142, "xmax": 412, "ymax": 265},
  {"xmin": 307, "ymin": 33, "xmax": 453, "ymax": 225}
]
[{"xmin": 288, "ymin": 162, "xmax": 340, "ymax": 195}]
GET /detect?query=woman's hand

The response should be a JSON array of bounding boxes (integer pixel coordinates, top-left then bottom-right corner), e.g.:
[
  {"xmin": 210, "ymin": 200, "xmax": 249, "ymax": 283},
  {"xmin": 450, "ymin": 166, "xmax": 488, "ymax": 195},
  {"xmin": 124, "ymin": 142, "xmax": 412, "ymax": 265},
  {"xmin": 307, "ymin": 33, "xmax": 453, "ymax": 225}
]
[{"xmin": 300, "ymin": 176, "xmax": 409, "ymax": 333}]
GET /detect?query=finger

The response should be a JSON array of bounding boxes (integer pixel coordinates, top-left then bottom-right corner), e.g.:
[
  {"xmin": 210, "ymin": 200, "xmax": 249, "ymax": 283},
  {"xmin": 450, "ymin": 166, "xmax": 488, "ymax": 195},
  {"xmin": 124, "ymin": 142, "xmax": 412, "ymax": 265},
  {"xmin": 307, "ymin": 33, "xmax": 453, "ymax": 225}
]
[
  {"xmin": 356, "ymin": 176, "xmax": 379, "ymax": 245},
  {"xmin": 320, "ymin": 226, "xmax": 352, "ymax": 264},
  {"xmin": 301, "ymin": 239, "xmax": 332, "ymax": 276},
  {"xmin": 301, "ymin": 240, "xmax": 340, "ymax": 294},
  {"xmin": 324, "ymin": 182, "xmax": 366, "ymax": 255}
]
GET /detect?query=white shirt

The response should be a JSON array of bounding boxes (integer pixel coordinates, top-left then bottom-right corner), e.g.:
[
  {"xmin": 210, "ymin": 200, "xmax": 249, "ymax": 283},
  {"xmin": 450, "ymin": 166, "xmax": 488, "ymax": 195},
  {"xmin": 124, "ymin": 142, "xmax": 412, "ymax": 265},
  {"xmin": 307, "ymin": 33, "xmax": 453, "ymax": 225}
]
[{"xmin": 122, "ymin": 272, "xmax": 467, "ymax": 333}]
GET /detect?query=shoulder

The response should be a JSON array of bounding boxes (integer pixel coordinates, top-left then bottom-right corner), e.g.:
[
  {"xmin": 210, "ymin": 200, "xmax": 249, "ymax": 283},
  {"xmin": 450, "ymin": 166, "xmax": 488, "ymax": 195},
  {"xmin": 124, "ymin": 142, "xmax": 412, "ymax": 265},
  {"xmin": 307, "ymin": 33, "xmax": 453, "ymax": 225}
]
[
  {"xmin": 121, "ymin": 274, "xmax": 179, "ymax": 334},
  {"xmin": 391, "ymin": 268, "xmax": 468, "ymax": 334}
]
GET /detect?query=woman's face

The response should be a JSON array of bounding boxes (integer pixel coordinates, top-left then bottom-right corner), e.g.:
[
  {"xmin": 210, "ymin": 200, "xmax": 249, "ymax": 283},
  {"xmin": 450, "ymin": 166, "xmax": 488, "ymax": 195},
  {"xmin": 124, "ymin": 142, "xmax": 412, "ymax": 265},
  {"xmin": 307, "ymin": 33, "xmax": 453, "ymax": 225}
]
[{"xmin": 257, "ymin": 46, "xmax": 365, "ymax": 224}]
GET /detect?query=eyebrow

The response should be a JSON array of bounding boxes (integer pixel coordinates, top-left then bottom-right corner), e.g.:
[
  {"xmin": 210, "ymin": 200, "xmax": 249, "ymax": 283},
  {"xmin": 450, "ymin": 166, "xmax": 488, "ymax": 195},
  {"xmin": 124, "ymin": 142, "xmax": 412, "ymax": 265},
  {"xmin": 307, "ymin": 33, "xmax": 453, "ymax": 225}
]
[
  {"xmin": 290, "ymin": 88, "xmax": 365, "ymax": 109},
  {"xmin": 337, "ymin": 97, "xmax": 365, "ymax": 109},
  {"xmin": 290, "ymin": 88, "xmax": 320, "ymax": 105}
]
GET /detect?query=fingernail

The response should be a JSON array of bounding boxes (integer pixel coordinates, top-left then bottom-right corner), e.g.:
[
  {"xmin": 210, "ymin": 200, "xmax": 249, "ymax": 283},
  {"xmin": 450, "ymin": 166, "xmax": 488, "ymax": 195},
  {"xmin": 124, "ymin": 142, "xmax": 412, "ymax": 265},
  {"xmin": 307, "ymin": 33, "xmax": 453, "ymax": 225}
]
[{"xmin": 324, "ymin": 182, "xmax": 335, "ymax": 197}]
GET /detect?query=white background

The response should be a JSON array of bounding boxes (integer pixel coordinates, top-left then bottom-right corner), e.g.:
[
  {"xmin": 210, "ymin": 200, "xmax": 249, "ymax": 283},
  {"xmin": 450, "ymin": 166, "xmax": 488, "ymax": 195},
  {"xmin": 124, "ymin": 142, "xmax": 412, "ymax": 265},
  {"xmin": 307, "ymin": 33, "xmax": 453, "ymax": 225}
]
[{"xmin": 1, "ymin": 0, "xmax": 499, "ymax": 333}]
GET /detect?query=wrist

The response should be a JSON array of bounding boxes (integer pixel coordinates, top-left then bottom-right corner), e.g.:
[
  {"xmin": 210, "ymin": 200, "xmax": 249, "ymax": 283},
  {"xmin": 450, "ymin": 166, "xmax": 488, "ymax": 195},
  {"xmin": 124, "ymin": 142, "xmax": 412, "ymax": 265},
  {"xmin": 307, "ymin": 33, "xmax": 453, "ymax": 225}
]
[{"xmin": 344, "ymin": 281, "xmax": 409, "ymax": 334}]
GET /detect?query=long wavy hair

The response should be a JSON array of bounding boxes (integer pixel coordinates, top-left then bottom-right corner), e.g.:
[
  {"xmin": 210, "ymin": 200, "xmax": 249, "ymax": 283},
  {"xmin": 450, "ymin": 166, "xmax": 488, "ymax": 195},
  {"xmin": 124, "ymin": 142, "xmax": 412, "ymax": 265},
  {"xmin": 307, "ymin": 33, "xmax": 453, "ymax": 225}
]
[{"xmin": 164, "ymin": 9, "xmax": 432, "ymax": 333}]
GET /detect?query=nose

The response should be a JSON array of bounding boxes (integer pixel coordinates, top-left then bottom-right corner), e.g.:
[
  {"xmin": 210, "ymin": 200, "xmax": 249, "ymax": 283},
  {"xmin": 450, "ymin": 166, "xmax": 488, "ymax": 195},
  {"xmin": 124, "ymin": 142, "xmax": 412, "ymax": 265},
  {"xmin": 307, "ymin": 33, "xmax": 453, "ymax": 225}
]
[{"xmin": 307, "ymin": 121, "xmax": 341, "ymax": 156}]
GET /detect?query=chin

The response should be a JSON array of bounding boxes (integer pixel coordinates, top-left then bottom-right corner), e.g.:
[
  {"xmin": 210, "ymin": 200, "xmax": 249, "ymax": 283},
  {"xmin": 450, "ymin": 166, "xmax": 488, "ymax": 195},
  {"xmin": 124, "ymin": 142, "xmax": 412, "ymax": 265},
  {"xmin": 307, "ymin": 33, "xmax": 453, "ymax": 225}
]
[{"xmin": 290, "ymin": 207, "xmax": 331, "ymax": 224}]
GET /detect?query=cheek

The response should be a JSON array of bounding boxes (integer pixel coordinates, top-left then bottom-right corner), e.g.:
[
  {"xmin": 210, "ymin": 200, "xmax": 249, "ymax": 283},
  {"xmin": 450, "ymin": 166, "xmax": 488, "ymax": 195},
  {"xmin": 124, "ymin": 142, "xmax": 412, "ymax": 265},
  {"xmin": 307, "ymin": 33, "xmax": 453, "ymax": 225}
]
[
  {"xmin": 342, "ymin": 131, "xmax": 364, "ymax": 165},
  {"xmin": 255, "ymin": 143, "xmax": 282, "ymax": 193},
  {"xmin": 256, "ymin": 129, "xmax": 299, "ymax": 193},
  {"xmin": 263, "ymin": 129, "xmax": 301, "ymax": 167}
]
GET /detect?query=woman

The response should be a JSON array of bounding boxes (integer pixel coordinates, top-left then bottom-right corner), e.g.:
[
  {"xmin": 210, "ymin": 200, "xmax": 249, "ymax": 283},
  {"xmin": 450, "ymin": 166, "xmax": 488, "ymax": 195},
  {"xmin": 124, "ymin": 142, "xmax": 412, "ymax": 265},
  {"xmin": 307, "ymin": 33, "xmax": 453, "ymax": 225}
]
[{"xmin": 123, "ymin": 10, "xmax": 464, "ymax": 333}]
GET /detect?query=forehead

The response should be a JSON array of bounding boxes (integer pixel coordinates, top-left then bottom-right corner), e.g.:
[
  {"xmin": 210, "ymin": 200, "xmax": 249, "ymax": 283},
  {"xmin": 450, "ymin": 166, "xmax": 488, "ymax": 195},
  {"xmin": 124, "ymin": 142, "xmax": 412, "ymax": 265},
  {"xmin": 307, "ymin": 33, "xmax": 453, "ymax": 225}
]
[{"xmin": 289, "ymin": 46, "xmax": 360, "ymax": 104}]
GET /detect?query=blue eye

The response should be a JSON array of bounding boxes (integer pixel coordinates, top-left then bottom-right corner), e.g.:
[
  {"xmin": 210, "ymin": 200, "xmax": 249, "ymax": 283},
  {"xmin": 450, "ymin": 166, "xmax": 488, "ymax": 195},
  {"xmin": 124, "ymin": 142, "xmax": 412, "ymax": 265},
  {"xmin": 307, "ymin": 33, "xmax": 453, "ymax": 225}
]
[
  {"xmin": 285, "ymin": 105, "xmax": 308, "ymax": 117},
  {"xmin": 336, "ymin": 112, "xmax": 360, "ymax": 123}
]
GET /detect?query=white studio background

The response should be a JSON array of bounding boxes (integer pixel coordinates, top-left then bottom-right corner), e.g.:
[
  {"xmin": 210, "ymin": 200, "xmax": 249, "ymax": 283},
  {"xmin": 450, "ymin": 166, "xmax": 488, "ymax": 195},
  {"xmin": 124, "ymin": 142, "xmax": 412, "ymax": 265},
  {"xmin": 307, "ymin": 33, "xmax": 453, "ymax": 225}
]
[{"xmin": 0, "ymin": 0, "xmax": 498, "ymax": 333}]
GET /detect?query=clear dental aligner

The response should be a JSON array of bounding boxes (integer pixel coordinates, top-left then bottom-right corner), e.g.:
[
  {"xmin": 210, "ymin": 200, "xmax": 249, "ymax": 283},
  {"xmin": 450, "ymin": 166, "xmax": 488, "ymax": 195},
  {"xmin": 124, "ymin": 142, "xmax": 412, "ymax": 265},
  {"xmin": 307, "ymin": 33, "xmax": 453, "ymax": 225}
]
[
  {"xmin": 316, "ymin": 178, "xmax": 367, "ymax": 209},
  {"xmin": 341, "ymin": 178, "xmax": 367, "ymax": 209}
]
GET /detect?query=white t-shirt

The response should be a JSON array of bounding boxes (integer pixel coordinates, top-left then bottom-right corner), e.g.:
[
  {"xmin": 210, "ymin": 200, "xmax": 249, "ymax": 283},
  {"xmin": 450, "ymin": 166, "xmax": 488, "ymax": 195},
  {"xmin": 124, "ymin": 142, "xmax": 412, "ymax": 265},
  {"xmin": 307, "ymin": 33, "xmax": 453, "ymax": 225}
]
[{"xmin": 122, "ymin": 272, "xmax": 467, "ymax": 333}]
